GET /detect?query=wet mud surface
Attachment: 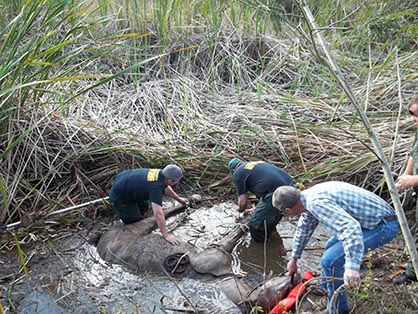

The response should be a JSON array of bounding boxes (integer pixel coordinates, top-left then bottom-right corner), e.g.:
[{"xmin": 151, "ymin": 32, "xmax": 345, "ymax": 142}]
[{"xmin": 2, "ymin": 200, "xmax": 415, "ymax": 314}]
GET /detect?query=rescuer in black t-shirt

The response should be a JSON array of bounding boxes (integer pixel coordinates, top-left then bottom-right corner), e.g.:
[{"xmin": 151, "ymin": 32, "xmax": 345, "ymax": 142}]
[
  {"xmin": 109, "ymin": 164, "xmax": 188, "ymax": 245},
  {"xmin": 228, "ymin": 158, "xmax": 295, "ymax": 242}
]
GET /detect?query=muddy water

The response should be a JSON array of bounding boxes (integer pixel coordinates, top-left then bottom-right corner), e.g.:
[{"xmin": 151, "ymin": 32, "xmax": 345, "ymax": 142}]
[{"xmin": 14, "ymin": 201, "xmax": 328, "ymax": 313}]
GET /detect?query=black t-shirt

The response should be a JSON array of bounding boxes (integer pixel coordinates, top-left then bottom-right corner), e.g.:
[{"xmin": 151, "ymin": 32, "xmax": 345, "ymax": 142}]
[
  {"xmin": 232, "ymin": 161, "xmax": 293, "ymax": 198},
  {"xmin": 111, "ymin": 168, "xmax": 166, "ymax": 205}
]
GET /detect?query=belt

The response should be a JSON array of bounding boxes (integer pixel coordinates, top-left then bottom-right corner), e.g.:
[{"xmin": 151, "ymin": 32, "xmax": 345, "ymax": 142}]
[{"xmin": 383, "ymin": 215, "xmax": 397, "ymax": 222}]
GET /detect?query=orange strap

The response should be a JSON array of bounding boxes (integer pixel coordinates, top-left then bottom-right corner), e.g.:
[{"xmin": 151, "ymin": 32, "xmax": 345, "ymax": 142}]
[{"xmin": 268, "ymin": 271, "xmax": 313, "ymax": 314}]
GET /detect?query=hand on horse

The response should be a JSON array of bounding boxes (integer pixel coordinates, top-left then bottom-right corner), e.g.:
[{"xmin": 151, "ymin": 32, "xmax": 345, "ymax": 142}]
[{"xmin": 165, "ymin": 234, "xmax": 180, "ymax": 245}]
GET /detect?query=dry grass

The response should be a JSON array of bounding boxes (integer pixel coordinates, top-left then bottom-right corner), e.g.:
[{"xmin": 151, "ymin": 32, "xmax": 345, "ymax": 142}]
[
  {"xmin": 1, "ymin": 1, "xmax": 418, "ymax": 313},
  {"xmin": 1, "ymin": 32, "xmax": 417, "ymax": 227}
]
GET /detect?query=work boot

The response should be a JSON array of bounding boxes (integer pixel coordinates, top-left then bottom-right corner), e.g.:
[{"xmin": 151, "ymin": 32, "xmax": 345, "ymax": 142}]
[{"xmin": 392, "ymin": 272, "xmax": 417, "ymax": 285}]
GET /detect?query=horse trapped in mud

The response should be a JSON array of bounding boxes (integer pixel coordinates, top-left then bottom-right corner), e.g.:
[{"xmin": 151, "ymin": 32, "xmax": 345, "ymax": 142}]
[{"xmin": 96, "ymin": 196, "xmax": 302, "ymax": 312}]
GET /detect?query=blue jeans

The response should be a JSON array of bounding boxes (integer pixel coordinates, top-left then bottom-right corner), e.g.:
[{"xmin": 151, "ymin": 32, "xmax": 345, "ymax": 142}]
[{"xmin": 320, "ymin": 218, "xmax": 398, "ymax": 314}]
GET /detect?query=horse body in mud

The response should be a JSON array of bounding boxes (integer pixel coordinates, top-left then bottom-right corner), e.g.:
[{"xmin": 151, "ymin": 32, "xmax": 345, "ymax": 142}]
[{"xmin": 96, "ymin": 199, "xmax": 300, "ymax": 312}]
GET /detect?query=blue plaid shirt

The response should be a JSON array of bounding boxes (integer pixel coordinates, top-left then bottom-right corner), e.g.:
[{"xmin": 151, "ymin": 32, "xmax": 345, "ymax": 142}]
[{"xmin": 292, "ymin": 181, "xmax": 395, "ymax": 270}]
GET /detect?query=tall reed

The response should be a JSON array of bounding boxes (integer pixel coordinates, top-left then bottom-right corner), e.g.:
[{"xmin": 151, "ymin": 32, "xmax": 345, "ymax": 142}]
[
  {"xmin": 0, "ymin": 0, "xmax": 416, "ymax": 229},
  {"xmin": 0, "ymin": 0, "xmax": 149, "ymax": 224}
]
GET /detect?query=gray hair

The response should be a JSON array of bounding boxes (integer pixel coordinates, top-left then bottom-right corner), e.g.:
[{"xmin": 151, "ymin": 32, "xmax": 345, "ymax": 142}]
[
  {"xmin": 162, "ymin": 164, "xmax": 183, "ymax": 181},
  {"xmin": 272, "ymin": 186, "xmax": 301, "ymax": 212}
]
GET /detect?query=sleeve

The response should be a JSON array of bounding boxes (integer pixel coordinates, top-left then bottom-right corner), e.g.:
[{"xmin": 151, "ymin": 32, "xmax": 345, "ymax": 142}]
[
  {"xmin": 410, "ymin": 130, "xmax": 418, "ymax": 156},
  {"xmin": 291, "ymin": 212, "xmax": 318, "ymax": 259},
  {"xmin": 309, "ymin": 198, "xmax": 364, "ymax": 271},
  {"xmin": 409, "ymin": 130, "xmax": 418, "ymax": 171},
  {"xmin": 233, "ymin": 173, "xmax": 247, "ymax": 196},
  {"xmin": 149, "ymin": 185, "xmax": 164, "ymax": 206}
]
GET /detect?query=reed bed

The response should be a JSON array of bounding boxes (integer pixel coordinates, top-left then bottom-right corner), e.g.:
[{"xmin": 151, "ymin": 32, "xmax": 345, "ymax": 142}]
[
  {"xmin": 0, "ymin": 1, "xmax": 417, "ymax": 313},
  {"xmin": 0, "ymin": 0, "xmax": 417, "ymax": 227}
]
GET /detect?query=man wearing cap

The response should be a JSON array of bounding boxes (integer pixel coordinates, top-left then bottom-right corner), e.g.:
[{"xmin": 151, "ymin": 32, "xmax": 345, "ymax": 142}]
[
  {"xmin": 228, "ymin": 158, "xmax": 295, "ymax": 243},
  {"xmin": 109, "ymin": 164, "xmax": 188, "ymax": 245},
  {"xmin": 272, "ymin": 181, "xmax": 399, "ymax": 314}
]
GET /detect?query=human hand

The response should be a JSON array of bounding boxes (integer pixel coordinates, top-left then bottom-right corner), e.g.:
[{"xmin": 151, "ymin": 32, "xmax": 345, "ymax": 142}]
[
  {"xmin": 396, "ymin": 175, "xmax": 412, "ymax": 193},
  {"xmin": 235, "ymin": 206, "xmax": 245, "ymax": 213},
  {"xmin": 178, "ymin": 197, "xmax": 189, "ymax": 206},
  {"xmin": 287, "ymin": 258, "xmax": 298, "ymax": 276},
  {"xmin": 344, "ymin": 269, "xmax": 361, "ymax": 288},
  {"xmin": 164, "ymin": 234, "xmax": 180, "ymax": 245},
  {"xmin": 243, "ymin": 208, "xmax": 255, "ymax": 216}
]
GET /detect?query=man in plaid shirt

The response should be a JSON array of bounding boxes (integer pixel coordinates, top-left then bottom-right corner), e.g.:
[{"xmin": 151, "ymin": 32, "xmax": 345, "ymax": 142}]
[{"xmin": 272, "ymin": 181, "xmax": 398, "ymax": 314}]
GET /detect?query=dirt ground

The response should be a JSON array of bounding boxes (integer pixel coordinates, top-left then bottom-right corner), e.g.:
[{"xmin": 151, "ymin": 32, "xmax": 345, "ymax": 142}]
[
  {"xmin": 1, "ymin": 203, "xmax": 418, "ymax": 314},
  {"xmin": 295, "ymin": 241, "xmax": 418, "ymax": 314}
]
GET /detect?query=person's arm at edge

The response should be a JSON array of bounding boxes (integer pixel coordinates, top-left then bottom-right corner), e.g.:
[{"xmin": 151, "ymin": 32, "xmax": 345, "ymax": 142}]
[
  {"xmin": 396, "ymin": 156, "xmax": 418, "ymax": 192},
  {"xmin": 151, "ymin": 202, "xmax": 180, "ymax": 245},
  {"xmin": 403, "ymin": 156, "xmax": 415, "ymax": 176}
]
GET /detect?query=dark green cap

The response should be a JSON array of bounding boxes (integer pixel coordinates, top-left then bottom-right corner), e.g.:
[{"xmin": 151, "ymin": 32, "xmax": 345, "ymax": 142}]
[{"xmin": 228, "ymin": 158, "xmax": 242, "ymax": 172}]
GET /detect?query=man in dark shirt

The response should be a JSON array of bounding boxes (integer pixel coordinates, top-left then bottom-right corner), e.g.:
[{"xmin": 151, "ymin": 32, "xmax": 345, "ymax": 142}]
[
  {"xmin": 228, "ymin": 158, "xmax": 295, "ymax": 242},
  {"xmin": 109, "ymin": 164, "xmax": 188, "ymax": 245}
]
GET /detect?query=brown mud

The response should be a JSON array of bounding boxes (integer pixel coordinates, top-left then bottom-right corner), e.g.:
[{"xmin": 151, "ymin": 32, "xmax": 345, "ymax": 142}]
[{"xmin": 1, "ymin": 199, "xmax": 417, "ymax": 314}]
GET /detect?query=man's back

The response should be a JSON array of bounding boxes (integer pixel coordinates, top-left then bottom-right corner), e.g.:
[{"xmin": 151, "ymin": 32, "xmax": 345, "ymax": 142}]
[
  {"xmin": 233, "ymin": 161, "xmax": 293, "ymax": 198},
  {"xmin": 112, "ymin": 168, "xmax": 165, "ymax": 204}
]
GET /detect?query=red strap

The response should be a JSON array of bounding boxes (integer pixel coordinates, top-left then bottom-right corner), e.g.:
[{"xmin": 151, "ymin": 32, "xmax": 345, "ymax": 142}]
[{"xmin": 268, "ymin": 271, "xmax": 313, "ymax": 314}]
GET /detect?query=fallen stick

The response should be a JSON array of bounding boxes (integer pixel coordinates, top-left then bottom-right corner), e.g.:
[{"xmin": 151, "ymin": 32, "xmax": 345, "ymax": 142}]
[{"xmin": 0, "ymin": 197, "xmax": 110, "ymax": 230}]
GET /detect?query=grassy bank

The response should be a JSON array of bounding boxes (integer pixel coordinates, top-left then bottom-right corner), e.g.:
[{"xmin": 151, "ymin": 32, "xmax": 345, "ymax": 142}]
[{"xmin": 0, "ymin": 0, "xmax": 417, "ymax": 228}]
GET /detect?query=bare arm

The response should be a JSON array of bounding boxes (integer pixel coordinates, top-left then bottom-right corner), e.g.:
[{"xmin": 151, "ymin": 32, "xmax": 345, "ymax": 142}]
[
  {"xmin": 236, "ymin": 194, "xmax": 249, "ymax": 213},
  {"xmin": 164, "ymin": 186, "xmax": 188, "ymax": 205},
  {"xmin": 151, "ymin": 202, "xmax": 180, "ymax": 245},
  {"xmin": 403, "ymin": 156, "xmax": 414, "ymax": 176},
  {"xmin": 396, "ymin": 157, "xmax": 418, "ymax": 193}
]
